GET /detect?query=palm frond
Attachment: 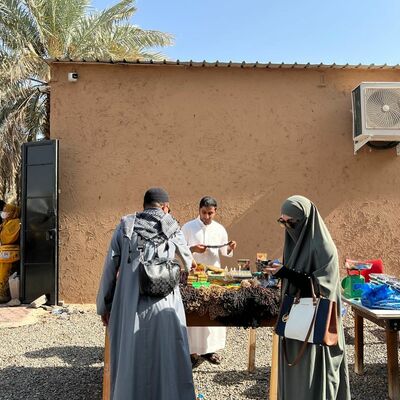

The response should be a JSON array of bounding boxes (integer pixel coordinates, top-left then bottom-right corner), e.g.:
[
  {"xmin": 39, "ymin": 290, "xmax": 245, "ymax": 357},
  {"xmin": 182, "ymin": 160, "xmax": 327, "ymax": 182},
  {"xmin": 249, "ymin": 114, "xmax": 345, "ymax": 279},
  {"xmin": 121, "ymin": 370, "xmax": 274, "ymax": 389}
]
[
  {"xmin": 0, "ymin": 0, "xmax": 174, "ymax": 198},
  {"xmin": 69, "ymin": 0, "xmax": 136, "ymax": 55},
  {"xmin": 26, "ymin": 0, "xmax": 91, "ymax": 58},
  {"xmin": 69, "ymin": 21, "xmax": 173, "ymax": 60},
  {"xmin": 0, "ymin": 0, "xmax": 46, "ymax": 56}
]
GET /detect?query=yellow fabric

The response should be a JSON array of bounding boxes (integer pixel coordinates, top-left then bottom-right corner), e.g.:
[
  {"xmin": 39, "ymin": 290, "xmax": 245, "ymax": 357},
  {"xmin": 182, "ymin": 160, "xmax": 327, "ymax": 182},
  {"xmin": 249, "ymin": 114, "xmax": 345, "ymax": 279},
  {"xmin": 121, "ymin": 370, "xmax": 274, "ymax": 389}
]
[
  {"xmin": 0, "ymin": 245, "xmax": 20, "ymax": 263},
  {"xmin": 0, "ymin": 219, "xmax": 21, "ymax": 245},
  {"xmin": 0, "ymin": 262, "xmax": 12, "ymax": 301}
]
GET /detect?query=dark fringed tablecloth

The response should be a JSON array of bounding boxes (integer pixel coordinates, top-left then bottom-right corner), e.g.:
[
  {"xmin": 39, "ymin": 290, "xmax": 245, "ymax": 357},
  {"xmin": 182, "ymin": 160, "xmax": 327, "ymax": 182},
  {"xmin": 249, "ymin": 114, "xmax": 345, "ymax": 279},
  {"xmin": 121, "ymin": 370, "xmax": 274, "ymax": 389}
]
[{"xmin": 180, "ymin": 284, "xmax": 280, "ymax": 328}]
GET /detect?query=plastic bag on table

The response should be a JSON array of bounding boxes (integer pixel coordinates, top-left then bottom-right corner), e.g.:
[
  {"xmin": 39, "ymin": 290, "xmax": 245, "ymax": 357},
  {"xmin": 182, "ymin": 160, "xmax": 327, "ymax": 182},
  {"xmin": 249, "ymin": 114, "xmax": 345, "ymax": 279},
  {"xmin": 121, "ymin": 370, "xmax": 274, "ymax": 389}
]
[
  {"xmin": 8, "ymin": 271, "xmax": 19, "ymax": 299},
  {"xmin": 355, "ymin": 283, "xmax": 400, "ymax": 310}
]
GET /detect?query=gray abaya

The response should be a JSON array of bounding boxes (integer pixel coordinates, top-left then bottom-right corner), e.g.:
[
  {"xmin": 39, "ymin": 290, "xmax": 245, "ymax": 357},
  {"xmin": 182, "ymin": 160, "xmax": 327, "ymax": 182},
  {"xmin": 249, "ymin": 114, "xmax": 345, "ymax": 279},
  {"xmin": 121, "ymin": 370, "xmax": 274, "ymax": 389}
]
[
  {"xmin": 97, "ymin": 208, "xmax": 196, "ymax": 400},
  {"xmin": 277, "ymin": 196, "xmax": 351, "ymax": 400}
]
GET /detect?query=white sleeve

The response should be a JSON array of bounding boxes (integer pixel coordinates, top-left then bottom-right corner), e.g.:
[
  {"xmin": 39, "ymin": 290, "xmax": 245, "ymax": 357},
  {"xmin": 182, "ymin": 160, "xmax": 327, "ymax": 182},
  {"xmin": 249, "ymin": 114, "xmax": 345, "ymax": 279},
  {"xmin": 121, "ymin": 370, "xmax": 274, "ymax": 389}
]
[
  {"xmin": 171, "ymin": 230, "xmax": 193, "ymax": 272},
  {"xmin": 181, "ymin": 223, "xmax": 191, "ymax": 244}
]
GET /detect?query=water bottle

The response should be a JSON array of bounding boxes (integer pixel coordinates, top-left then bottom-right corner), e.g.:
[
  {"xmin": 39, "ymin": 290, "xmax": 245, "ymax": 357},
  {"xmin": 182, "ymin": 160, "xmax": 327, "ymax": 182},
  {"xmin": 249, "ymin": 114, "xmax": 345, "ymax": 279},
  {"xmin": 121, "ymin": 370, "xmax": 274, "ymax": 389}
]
[{"xmin": 341, "ymin": 304, "xmax": 347, "ymax": 317}]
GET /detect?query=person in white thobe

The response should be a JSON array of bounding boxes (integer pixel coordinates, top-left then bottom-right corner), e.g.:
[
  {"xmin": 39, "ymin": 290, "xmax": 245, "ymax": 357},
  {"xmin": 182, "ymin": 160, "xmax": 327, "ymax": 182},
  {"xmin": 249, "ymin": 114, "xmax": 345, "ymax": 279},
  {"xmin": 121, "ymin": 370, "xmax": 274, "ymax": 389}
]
[{"xmin": 182, "ymin": 196, "xmax": 237, "ymax": 366}]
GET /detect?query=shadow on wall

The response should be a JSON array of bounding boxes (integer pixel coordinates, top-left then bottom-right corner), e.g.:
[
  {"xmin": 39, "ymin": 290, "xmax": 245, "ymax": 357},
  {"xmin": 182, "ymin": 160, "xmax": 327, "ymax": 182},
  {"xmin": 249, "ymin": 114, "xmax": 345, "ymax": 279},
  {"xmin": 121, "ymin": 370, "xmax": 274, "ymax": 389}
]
[
  {"xmin": 59, "ymin": 137, "xmax": 400, "ymax": 302},
  {"xmin": 223, "ymin": 151, "xmax": 400, "ymax": 274},
  {"xmin": 222, "ymin": 177, "xmax": 345, "ymax": 265}
]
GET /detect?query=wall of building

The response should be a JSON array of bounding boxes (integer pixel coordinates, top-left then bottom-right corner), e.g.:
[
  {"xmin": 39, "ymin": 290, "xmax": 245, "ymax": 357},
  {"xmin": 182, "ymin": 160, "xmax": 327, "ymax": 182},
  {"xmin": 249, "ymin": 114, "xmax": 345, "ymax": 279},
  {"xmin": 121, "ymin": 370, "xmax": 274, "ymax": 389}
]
[{"xmin": 50, "ymin": 63, "xmax": 400, "ymax": 303}]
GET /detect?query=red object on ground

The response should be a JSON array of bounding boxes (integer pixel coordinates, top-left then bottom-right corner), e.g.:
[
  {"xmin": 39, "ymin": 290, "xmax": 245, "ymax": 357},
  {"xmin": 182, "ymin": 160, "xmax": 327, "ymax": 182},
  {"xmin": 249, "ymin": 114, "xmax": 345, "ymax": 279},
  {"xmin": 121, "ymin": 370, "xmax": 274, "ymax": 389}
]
[{"xmin": 348, "ymin": 259, "xmax": 384, "ymax": 282}]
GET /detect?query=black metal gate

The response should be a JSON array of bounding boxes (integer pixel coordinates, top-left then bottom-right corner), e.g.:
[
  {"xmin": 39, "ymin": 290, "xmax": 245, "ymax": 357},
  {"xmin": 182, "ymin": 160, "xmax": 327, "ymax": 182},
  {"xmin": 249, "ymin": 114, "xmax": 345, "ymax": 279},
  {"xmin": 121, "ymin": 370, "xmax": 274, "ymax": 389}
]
[{"xmin": 21, "ymin": 140, "xmax": 59, "ymax": 305}]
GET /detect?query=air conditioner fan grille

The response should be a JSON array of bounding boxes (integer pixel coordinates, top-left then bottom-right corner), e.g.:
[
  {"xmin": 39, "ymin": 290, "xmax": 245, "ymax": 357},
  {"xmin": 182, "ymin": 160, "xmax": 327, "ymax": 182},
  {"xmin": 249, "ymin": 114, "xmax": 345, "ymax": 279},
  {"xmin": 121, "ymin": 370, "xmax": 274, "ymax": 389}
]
[{"xmin": 365, "ymin": 88, "xmax": 400, "ymax": 129}]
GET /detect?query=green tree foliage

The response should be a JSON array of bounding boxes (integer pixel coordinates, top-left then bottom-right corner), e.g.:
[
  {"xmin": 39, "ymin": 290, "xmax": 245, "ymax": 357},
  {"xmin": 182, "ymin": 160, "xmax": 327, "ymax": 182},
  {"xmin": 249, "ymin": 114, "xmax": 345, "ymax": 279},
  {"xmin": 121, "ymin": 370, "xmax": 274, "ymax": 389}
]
[{"xmin": 0, "ymin": 0, "xmax": 173, "ymax": 200}]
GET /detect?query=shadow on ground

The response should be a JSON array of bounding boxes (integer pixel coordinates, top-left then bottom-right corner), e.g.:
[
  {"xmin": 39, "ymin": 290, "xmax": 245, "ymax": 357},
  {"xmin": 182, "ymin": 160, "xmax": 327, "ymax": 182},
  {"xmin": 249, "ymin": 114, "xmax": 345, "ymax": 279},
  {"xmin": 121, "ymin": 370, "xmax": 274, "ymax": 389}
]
[
  {"xmin": 0, "ymin": 346, "xmax": 390, "ymax": 400},
  {"xmin": 344, "ymin": 326, "xmax": 354, "ymax": 345},
  {"xmin": 209, "ymin": 363, "xmax": 389, "ymax": 400},
  {"xmin": 0, "ymin": 366, "xmax": 102, "ymax": 400},
  {"xmin": 348, "ymin": 362, "xmax": 388, "ymax": 400},
  {"xmin": 211, "ymin": 367, "xmax": 270, "ymax": 399},
  {"xmin": 25, "ymin": 345, "xmax": 103, "ymax": 366},
  {"xmin": 0, "ymin": 346, "xmax": 103, "ymax": 400}
]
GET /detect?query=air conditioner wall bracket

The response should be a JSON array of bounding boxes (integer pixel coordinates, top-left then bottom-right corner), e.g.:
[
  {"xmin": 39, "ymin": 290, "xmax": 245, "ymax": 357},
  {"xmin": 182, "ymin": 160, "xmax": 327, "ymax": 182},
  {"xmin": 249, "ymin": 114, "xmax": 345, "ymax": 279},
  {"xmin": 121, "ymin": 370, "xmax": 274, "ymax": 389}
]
[{"xmin": 354, "ymin": 136, "xmax": 372, "ymax": 154}]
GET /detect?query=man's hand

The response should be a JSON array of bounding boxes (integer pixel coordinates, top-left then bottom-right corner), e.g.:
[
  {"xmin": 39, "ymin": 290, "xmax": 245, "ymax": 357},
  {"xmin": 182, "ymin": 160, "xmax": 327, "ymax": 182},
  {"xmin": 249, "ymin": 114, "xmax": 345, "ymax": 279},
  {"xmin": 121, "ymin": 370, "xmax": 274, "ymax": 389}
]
[
  {"xmin": 227, "ymin": 240, "xmax": 237, "ymax": 254},
  {"xmin": 101, "ymin": 313, "xmax": 110, "ymax": 327},
  {"xmin": 190, "ymin": 244, "xmax": 207, "ymax": 254},
  {"xmin": 191, "ymin": 259, "xmax": 197, "ymax": 270},
  {"xmin": 228, "ymin": 240, "xmax": 237, "ymax": 250}
]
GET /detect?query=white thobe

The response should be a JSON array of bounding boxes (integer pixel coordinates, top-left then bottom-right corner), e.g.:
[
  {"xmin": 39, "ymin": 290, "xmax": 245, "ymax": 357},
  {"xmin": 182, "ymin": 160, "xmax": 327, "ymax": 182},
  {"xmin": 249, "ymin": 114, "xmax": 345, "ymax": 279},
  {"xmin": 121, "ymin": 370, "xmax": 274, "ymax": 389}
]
[{"xmin": 182, "ymin": 217, "xmax": 233, "ymax": 355}]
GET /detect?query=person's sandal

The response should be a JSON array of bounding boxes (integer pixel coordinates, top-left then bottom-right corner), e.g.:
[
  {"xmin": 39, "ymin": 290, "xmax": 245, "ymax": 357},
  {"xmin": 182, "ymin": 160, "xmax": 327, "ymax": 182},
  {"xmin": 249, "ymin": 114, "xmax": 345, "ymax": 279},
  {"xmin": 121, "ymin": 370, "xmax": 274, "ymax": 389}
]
[
  {"xmin": 203, "ymin": 352, "xmax": 222, "ymax": 364},
  {"xmin": 191, "ymin": 354, "xmax": 205, "ymax": 369}
]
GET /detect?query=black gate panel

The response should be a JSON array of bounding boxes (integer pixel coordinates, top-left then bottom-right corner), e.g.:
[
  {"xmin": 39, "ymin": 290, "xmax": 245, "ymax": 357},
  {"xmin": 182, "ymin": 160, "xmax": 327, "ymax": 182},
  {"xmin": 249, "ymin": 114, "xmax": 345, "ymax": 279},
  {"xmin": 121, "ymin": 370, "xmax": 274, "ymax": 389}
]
[{"xmin": 21, "ymin": 140, "xmax": 59, "ymax": 304}]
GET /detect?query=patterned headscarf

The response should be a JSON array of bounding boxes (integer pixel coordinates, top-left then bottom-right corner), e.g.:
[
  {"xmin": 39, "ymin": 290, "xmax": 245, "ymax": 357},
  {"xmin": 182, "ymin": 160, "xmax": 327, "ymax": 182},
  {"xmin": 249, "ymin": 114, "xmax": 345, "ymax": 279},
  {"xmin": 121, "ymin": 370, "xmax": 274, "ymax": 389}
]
[{"xmin": 134, "ymin": 208, "xmax": 180, "ymax": 243}]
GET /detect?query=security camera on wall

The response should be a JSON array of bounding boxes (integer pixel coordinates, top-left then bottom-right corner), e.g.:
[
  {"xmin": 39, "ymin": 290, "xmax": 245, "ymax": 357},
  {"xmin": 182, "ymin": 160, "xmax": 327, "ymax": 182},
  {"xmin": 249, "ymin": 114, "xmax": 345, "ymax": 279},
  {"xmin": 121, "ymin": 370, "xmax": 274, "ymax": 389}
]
[{"xmin": 68, "ymin": 72, "xmax": 78, "ymax": 82}]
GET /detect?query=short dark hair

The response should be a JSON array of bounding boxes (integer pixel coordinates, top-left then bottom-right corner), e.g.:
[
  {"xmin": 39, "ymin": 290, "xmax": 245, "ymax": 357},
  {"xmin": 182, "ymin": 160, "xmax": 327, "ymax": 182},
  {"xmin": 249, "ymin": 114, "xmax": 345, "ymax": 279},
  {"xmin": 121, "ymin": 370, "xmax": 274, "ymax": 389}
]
[
  {"xmin": 143, "ymin": 187, "xmax": 169, "ymax": 209},
  {"xmin": 199, "ymin": 196, "xmax": 217, "ymax": 208},
  {"xmin": 144, "ymin": 200, "xmax": 164, "ymax": 209}
]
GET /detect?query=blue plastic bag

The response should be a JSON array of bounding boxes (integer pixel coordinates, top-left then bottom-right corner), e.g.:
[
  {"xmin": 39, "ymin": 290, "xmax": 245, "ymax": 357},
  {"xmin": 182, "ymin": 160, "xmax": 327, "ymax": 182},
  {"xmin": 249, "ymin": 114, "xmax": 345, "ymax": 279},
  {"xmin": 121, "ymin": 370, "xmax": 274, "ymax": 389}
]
[{"xmin": 354, "ymin": 283, "xmax": 400, "ymax": 310}]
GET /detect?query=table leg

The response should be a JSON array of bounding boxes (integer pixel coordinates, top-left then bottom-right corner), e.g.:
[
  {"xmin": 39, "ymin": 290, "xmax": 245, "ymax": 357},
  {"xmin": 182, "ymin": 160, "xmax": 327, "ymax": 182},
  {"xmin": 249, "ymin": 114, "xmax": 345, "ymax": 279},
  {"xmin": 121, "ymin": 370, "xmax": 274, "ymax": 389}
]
[
  {"xmin": 386, "ymin": 328, "xmax": 400, "ymax": 400},
  {"xmin": 103, "ymin": 329, "xmax": 110, "ymax": 400},
  {"xmin": 269, "ymin": 333, "xmax": 279, "ymax": 400},
  {"xmin": 354, "ymin": 311, "xmax": 364, "ymax": 375},
  {"xmin": 247, "ymin": 328, "xmax": 256, "ymax": 373}
]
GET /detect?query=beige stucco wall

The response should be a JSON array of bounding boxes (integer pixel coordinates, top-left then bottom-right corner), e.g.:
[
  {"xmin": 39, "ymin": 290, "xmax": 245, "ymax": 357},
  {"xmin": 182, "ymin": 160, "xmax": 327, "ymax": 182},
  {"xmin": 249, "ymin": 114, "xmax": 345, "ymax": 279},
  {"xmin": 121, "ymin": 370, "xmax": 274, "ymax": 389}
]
[{"xmin": 50, "ymin": 63, "xmax": 400, "ymax": 303}]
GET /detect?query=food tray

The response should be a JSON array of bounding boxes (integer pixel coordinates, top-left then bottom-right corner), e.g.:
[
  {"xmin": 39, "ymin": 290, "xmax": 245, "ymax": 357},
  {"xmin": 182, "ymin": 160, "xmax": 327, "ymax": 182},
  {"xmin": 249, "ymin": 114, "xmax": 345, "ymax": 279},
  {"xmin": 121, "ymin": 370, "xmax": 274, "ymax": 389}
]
[{"xmin": 230, "ymin": 270, "xmax": 253, "ymax": 280}]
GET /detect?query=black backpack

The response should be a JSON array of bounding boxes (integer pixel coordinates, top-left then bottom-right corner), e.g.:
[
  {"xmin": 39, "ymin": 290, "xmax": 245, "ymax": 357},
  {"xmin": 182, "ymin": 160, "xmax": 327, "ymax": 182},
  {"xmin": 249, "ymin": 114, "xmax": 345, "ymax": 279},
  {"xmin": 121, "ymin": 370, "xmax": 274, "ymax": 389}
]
[{"xmin": 137, "ymin": 234, "xmax": 181, "ymax": 298}]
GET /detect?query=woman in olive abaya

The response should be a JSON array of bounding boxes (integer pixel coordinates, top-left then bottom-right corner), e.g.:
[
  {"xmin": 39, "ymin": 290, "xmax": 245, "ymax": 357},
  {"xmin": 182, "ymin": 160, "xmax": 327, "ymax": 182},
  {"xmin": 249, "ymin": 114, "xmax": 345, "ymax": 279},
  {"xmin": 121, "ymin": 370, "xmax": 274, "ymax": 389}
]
[{"xmin": 266, "ymin": 195, "xmax": 351, "ymax": 400}]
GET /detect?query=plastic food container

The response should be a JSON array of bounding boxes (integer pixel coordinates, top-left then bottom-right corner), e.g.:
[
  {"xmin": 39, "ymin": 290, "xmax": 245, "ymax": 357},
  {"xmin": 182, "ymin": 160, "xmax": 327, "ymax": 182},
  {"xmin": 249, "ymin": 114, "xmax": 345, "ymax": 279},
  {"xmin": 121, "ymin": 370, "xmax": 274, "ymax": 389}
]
[{"xmin": 191, "ymin": 281, "xmax": 211, "ymax": 289}]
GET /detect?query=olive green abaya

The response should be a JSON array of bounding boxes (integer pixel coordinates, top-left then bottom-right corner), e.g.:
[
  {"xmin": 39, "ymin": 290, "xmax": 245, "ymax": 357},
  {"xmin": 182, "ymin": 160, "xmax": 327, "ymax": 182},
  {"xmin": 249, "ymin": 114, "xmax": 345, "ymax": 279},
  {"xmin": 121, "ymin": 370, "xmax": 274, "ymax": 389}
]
[{"xmin": 277, "ymin": 195, "xmax": 351, "ymax": 400}]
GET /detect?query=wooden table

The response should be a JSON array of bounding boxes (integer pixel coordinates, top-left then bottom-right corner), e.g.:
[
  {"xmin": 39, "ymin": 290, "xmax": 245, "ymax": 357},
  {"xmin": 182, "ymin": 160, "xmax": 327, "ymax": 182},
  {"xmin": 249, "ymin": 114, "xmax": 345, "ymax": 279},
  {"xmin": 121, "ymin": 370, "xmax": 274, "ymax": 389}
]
[
  {"xmin": 186, "ymin": 313, "xmax": 277, "ymax": 374},
  {"xmin": 103, "ymin": 314, "xmax": 279, "ymax": 400},
  {"xmin": 343, "ymin": 297, "xmax": 400, "ymax": 400}
]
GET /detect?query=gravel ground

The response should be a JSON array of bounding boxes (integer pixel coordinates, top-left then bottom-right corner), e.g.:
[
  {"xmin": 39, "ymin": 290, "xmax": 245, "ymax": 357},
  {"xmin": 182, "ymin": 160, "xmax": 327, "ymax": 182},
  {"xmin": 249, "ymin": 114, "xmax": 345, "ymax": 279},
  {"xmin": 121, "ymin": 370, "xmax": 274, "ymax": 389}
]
[{"xmin": 0, "ymin": 305, "xmax": 393, "ymax": 400}]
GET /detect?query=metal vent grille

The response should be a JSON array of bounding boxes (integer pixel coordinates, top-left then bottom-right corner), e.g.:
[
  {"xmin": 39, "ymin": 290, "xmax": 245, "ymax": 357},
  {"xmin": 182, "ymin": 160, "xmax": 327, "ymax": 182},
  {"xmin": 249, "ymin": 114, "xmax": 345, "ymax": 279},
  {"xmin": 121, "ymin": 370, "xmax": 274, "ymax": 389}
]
[
  {"xmin": 365, "ymin": 88, "xmax": 400, "ymax": 129},
  {"xmin": 352, "ymin": 86, "xmax": 362, "ymax": 137}
]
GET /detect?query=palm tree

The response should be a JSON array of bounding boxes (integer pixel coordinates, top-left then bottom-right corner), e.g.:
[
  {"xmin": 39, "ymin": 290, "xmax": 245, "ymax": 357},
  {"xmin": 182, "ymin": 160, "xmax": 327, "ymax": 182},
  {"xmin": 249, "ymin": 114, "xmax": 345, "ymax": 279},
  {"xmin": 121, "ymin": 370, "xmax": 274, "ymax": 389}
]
[{"xmin": 0, "ymin": 0, "xmax": 173, "ymax": 200}]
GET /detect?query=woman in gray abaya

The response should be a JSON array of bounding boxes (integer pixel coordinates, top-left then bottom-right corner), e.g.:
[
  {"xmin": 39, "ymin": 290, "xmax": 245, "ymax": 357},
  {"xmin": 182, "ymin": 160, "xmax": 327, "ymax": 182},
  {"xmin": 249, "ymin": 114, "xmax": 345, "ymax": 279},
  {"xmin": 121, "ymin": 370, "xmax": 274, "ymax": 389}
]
[{"xmin": 266, "ymin": 195, "xmax": 351, "ymax": 400}]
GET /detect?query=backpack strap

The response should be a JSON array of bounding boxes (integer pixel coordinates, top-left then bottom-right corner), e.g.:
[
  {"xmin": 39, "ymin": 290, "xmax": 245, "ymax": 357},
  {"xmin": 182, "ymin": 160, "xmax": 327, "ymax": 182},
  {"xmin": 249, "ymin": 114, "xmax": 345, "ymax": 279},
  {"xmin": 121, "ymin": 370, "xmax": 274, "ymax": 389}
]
[
  {"xmin": 137, "ymin": 234, "xmax": 169, "ymax": 263},
  {"xmin": 123, "ymin": 212, "xmax": 178, "ymax": 263},
  {"xmin": 120, "ymin": 214, "xmax": 137, "ymax": 264}
]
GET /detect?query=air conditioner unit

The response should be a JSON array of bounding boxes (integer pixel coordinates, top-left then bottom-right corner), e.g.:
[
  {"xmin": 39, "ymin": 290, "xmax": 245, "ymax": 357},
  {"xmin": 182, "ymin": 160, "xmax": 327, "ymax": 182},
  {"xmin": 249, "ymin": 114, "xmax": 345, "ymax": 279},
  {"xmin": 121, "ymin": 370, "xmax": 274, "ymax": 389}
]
[{"xmin": 351, "ymin": 82, "xmax": 400, "ymax": 154}]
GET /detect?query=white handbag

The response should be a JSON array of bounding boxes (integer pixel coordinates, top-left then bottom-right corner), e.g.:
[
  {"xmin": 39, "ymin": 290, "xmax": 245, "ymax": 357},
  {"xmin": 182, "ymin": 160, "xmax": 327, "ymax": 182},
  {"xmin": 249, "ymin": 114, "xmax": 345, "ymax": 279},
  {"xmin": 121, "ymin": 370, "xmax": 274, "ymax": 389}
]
[
  {"xmin": 275, "ymin": 278, "xmax": 338, "ymax": 366},
  {"xmin": 283, "ymin": 297, "xmax": 318, "ymax": 343}
]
